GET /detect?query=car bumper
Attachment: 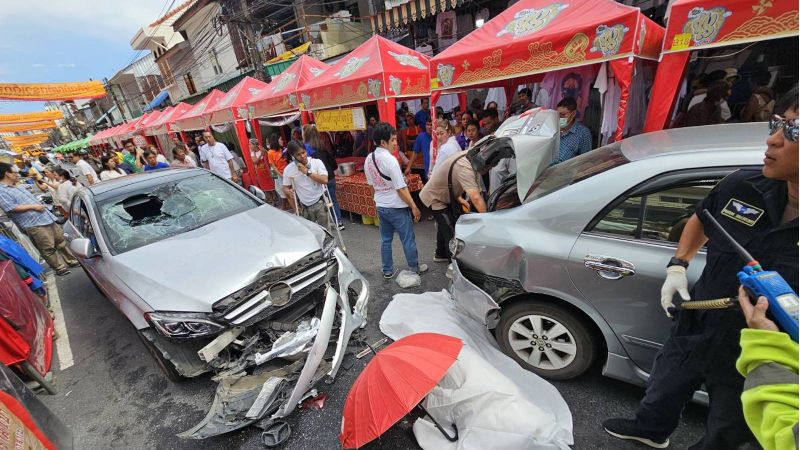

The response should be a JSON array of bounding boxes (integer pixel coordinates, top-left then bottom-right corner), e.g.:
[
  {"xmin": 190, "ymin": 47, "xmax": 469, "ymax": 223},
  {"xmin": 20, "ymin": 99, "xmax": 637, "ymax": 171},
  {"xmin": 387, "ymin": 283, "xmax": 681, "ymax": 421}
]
[{"xmin": 449, "ymin": 260, "xmax": 501, "ymax": 329}]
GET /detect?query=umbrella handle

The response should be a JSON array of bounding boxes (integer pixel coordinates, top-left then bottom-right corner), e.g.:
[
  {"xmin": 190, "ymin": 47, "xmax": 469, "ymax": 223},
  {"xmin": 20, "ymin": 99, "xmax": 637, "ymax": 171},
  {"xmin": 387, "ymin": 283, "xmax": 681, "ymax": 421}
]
[{"xmin": 417, "ymin": 404, "xmax": 458, "ymax": 442}]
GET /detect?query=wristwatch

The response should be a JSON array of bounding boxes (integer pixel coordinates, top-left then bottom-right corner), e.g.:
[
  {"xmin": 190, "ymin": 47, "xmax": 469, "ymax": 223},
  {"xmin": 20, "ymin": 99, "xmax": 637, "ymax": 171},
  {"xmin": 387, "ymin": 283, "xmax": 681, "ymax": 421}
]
[{"xmin": 667, "ymin": 257, "xmax": 689, "ymax": 268}]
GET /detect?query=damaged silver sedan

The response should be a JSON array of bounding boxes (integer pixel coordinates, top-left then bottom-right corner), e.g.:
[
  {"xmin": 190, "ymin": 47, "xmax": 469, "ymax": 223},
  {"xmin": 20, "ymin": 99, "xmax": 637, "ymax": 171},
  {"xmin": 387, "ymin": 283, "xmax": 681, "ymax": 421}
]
[{"xmin": 62, "ymin": 168, "xmax": 369, "ymax": 438}]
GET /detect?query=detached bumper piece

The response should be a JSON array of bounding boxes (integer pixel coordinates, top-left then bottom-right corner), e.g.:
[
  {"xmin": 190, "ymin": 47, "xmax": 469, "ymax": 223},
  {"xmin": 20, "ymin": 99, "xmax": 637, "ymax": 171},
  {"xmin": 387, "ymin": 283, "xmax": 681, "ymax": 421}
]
[{"xmin": 180, "ymin": 249, "xmax": 369, "ymax": 439}]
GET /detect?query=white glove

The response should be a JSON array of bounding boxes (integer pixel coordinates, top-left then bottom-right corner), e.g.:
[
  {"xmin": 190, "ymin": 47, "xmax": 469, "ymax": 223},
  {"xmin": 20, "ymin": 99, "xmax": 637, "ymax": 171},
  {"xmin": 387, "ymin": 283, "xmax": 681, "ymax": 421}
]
[{"xmin": 660, "ymin": 265, "xmax": 690, "ymax": 317}]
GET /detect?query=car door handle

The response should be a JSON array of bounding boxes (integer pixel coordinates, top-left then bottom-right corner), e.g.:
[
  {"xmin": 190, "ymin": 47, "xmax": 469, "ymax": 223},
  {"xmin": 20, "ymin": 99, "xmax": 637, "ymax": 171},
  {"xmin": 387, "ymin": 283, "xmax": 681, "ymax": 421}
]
[{"xmin": 584, "ymin": 255, "xmax": 636, "ymax": 280}]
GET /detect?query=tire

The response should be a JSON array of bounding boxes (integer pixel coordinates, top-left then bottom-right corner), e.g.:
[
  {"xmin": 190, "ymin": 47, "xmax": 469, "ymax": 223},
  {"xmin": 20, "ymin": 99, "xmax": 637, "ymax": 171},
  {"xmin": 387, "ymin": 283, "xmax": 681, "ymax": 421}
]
[
  {"xmin": 136, "ymin": 329, "xmax": 184, "ymax": 383},
  {"xmin": 495, "ymin": 300, "xmax": 596, "ymax": 380}
]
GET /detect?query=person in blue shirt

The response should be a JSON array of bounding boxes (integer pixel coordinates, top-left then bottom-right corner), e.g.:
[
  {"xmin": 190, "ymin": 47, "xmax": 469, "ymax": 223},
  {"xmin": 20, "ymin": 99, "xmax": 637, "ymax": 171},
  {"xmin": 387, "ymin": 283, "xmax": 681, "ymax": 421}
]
[
  {"xmin": 406, "ymin": 117, "xmax": 433, "ymax": 182},
  {"xmin": 552, "ymin": 97, "xmax": 593, "ymax": 164},
  {"xmin": 414, "ymin": 98, "xmax": 431, "ymax": 132},
  {"xmin": 139, "ymin": 150, "xmax": 171, "ymax": 171}
]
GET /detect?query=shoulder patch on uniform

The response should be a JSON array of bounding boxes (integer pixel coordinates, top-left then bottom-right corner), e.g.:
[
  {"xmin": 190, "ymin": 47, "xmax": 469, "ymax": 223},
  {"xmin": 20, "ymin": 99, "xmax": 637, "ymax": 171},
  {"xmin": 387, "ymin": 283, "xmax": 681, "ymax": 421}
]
[{"xmin": 721, "ymin": 198, "xmax": 764, "ymax": 226}]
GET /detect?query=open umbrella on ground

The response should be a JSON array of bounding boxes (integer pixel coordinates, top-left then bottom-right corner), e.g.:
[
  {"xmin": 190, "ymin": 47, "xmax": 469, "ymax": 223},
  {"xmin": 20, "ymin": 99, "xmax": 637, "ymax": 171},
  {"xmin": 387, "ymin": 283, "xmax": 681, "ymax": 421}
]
[{"xmin": 340, "ymin": 332, "xmax": 463, "ymax": 449}]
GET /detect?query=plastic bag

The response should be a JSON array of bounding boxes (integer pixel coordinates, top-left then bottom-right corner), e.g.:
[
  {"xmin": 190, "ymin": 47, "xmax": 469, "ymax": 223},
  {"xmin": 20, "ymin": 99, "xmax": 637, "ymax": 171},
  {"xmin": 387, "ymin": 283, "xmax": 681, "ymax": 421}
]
[{"xmin": 395, "ymin": 270, "xmax": 421, "ymax": 288}]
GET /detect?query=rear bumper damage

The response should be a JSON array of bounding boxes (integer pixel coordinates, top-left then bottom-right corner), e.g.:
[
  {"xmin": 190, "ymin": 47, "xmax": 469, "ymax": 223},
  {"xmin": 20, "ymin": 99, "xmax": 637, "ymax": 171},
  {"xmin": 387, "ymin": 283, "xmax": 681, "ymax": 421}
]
[{"xmin": 178, "ymin": 248, "xmax": 369, "ymax": 439}]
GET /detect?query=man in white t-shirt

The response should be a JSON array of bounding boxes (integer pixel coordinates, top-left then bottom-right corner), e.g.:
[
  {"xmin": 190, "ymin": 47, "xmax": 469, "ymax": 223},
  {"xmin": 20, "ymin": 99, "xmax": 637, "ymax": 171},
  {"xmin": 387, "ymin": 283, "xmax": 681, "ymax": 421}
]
[
  {"xmin": 364, "ymin": 122, "xmax": 427, "ymax": 279},
  {"xmin": 69, "ymin": 149, "xmax": 99, "ymax": 186},
  {"xmin": 282, "ymin": 140, "xmax": 329, "ymax": 228},
  {"xmin": 200, "ymin": 130, "xmax": 239, "ymax": 183}
]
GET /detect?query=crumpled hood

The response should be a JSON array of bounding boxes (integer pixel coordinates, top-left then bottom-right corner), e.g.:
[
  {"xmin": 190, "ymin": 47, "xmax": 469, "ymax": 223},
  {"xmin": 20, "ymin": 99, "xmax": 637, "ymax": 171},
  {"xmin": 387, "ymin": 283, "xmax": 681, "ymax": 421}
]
[{"xmin": 111, "ymin": 205, "xmax": 327, "ymax": 313}]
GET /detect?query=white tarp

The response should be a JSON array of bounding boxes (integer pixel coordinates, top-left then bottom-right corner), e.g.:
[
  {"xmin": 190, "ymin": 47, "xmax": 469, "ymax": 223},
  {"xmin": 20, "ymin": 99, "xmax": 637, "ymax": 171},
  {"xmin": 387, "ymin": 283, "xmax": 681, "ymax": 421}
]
[{"xmin": 380, "ymin": 290, "xmax": 573, "ymax": 450}]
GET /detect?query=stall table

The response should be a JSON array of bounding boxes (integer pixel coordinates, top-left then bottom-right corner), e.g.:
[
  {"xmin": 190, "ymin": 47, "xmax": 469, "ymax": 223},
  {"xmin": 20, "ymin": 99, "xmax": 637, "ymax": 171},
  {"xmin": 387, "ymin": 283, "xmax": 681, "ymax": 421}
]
[{"xmin": 335, "ymin": 172, "xmax": 423, "ymax": 224}]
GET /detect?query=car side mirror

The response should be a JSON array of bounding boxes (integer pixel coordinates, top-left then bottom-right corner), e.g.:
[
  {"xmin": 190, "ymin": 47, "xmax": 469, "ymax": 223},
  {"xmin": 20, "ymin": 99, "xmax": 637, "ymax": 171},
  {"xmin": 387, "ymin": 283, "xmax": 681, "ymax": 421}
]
[
  {"xmin": 69, "ymin": 238, "xmax": 96, "ymax": 259},
  {"xmin": 249, "ymin": 186, "xmax": 267, "ymax": 201}
]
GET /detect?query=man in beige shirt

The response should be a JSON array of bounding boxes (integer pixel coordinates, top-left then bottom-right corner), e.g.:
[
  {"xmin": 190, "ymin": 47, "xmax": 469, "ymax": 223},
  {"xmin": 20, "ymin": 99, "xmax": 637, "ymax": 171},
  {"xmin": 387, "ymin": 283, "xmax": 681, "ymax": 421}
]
[{"xmin": 419, "ymin": 150, "xmax": 486, "ymax": 262}]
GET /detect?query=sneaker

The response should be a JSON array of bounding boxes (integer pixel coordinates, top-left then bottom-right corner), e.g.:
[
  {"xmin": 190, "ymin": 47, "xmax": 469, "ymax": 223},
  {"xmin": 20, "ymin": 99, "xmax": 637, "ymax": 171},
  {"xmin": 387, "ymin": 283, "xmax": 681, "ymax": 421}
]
[
  {"xmin": 433, "ymin": 254, "xmax": 450, "ymax": 263},
  {"xmin": 337, "ymin": 223, "xmax": 346, "ymax": 231},
  {"xmin": 383, "ymin": 269, "xmax": 398, "ymax": 279},
  {"xmin": 55, "ymin": 268, "xmax": 71, "ymax": 276},
  {"xmin": 415, "ymin": 264, "xmax": 428, "ymax": 274},
  {"xmin": 602, "ymin": 418, "xmax": 669, "ymax": 449},
  {"xmin": 67, "ymin": 260, "xmax": 80, "ymax": 267}
]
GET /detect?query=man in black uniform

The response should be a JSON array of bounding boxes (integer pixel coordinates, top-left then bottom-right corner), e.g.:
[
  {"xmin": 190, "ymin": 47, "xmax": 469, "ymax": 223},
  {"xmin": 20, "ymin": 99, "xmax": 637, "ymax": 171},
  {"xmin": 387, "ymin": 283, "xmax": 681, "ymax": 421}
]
[{"xmin": 603, "ymin": 101, "xmax": 799, "ymax": 449}]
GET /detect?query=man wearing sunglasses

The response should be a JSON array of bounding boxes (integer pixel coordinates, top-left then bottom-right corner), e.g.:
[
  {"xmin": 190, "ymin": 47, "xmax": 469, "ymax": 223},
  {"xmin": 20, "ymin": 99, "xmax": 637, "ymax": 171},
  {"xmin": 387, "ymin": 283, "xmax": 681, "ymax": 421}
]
[{"xmin": 604, "ymin": 101, "xmax": 798, "ymax": 449}]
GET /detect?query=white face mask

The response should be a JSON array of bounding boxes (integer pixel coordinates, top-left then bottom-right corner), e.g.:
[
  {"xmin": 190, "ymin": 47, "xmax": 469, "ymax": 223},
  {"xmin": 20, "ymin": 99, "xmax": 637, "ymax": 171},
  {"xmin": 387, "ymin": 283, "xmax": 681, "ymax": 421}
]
[{"xmin": 559, "ymin": 117, "xmax": 569, "ymax": 129}]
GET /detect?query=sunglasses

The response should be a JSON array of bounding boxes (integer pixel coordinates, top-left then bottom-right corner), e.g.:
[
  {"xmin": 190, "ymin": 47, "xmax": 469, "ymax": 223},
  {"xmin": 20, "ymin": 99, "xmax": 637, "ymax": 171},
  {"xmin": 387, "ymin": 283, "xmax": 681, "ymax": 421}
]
[{"xmin": 768, "ymin": 115, "xmax": 798, "ymax": 142}]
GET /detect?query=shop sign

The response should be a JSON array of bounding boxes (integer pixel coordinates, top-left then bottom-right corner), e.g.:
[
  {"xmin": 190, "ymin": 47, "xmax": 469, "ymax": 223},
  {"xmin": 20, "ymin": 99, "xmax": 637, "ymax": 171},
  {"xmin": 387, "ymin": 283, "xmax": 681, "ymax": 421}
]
[{"xmin": 315, "ymin": 108, "xmax": 367, "ymax": 132}]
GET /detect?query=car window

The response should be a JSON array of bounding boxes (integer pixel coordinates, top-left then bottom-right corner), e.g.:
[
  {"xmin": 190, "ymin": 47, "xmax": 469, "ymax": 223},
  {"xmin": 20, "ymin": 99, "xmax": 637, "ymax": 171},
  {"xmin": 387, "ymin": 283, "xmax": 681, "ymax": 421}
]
[
  {"xmin": 70, "ymin": 197, "xmax": 83, "ymax": 231},
  {"xmin": 524, "ymin": 142, "xmax": 629, "ymax": 203},
  {"xmin": 97, "ymin": 173, "xmax": 259, "ymax": 254},
  {"xmin": 591, "ymin": 182, "xmax": 717, "ymax": 242}
]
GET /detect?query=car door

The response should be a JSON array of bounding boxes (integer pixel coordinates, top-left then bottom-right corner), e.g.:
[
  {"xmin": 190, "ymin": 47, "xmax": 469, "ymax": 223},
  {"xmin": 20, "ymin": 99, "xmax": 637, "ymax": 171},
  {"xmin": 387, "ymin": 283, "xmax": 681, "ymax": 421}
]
[
  {"xmin": 566, "ymin": 167, "xmax": 747, "ymax": 373},
  {"xmin": 64, "ymin": 196, "xmax": 118, "ymax": 302}
]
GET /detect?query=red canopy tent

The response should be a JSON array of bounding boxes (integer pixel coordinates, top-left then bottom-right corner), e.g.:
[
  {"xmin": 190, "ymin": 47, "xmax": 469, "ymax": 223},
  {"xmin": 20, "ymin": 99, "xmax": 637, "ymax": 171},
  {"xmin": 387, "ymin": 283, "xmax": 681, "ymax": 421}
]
[
  {"xmin": 298, "ymin": 35, "xmax": 431, "ymax": 127},
  {"xmin": 247, "ymin": 55, "xmax": 331, "ymax": 122},
  {"xmin": 429, "ymin": 0, "xmax": 664, "ymax": 142},
  {"xmin": 202, "ymin": 76, "xmax": 272, "ymax": 189},
  {"xmin": 173, "ymin": 89, "xmax": 226, "ymax": 132},
  {"xmin": 143, "ymin": 102, "xmax": 194, "ymax": 144},
  {"xmin": 643, "ymin": 0, "xmax": 798, "ymax": 132}
]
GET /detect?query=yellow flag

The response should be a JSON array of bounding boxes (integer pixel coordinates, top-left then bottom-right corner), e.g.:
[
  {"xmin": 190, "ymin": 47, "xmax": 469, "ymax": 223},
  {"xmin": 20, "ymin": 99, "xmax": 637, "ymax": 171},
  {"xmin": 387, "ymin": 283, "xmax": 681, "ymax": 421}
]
[
  {"xmin": 0, "ymin": 110, "xmax": 64, "ymax": 124},
  {"xmin": 0, "ymin": 80, "xmax": 106, "ymax": 101},
  {"xmin": 0, "ymin": 121, "xmax": 57, "ymax": 133}
]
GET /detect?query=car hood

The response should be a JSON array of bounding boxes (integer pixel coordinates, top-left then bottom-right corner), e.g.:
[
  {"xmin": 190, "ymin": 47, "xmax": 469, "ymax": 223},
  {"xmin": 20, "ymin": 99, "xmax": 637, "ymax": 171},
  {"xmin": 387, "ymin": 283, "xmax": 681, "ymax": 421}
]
[{"xmin": 111, "ymin": 205, "xmax": 327, "ymax": 313}]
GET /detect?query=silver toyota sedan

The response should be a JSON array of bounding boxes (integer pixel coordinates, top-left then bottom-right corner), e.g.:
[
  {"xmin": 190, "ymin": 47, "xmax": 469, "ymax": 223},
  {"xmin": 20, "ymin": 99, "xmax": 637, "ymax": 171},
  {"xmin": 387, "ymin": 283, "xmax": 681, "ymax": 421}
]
[
  {"xmin": 449, "ymin": 123, "xmax": 765, "ymax": 390},
  {"xmin": 63, "ymin": 168, "xmax": 368, "ymax": 420}
]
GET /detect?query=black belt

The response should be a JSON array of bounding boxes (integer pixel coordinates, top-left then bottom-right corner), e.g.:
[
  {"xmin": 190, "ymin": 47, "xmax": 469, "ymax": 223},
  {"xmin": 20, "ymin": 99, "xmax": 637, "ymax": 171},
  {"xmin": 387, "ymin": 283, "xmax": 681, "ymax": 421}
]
[{"xmin": 300, "ymin": 197, "xmax": 323, "ymax": 208}]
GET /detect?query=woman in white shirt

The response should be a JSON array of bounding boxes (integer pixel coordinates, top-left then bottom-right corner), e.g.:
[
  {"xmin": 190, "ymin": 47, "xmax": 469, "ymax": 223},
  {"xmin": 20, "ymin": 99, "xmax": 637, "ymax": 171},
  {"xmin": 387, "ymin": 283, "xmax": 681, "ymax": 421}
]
[
  {"xmin": 99, "ymin": 155, "xmax": 127, "ymax": 181},
  {"xmin": 430, "ymin": 119, "xmax": 462, "ymax": 176},
  {"xmin": 54, "ymin": 168, "xmax": 79, "ymax": 215}
]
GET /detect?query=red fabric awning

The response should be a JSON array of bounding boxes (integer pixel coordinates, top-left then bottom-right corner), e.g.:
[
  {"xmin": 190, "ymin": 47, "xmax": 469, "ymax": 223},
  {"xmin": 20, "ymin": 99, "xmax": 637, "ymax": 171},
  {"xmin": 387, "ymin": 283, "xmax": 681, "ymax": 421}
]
[
  {"xmin": 247, "ymin": 55, "xmax": 330, "ymax": 118},
  {"xmin": 173, "ymin": 89, "xmax": 226, "ymax": 131},
  {"xmin": 644, "ymin": 0, "xmax": 797, "ymax": 132},
  {"xmin": 429, "ymin": 0, "xmax": 664, "ymax": 91},
  {"xmin": 143, "ymin": 102, "xmax": 193, "ymax": 136},
  {"xmin": 662, "ymin": 0, "xmax": 798, "ymax": 54},
  {"xmin": 205, "ymin": 76, "xmax": 271, "ymax": 125},
  {"xmin": 298, "ymin": 35, "xmax": 431, "ymax": 111}
]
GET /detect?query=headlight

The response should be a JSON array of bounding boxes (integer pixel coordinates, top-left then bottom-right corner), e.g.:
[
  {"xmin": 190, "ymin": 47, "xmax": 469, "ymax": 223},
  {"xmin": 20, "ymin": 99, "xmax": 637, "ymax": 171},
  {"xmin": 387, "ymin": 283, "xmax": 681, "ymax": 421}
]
[
  {"xmin": 449, "ymin": 238, "xmax": 465, "ymax": 257},
  {"xmin": 322, "ymin": 232, "xmax": 336, "ymax": 257},
  {"xmin": 146, "ymin": 312, "xmax": 225, "ymax": 339}
]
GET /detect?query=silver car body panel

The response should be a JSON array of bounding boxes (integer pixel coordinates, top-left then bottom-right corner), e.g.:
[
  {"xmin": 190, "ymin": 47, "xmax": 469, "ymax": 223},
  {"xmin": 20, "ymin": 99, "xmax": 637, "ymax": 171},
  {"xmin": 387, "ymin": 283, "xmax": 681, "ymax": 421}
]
[{"xmin": 451, "ymin": 123, "xmax": 766, "ymax": 386}]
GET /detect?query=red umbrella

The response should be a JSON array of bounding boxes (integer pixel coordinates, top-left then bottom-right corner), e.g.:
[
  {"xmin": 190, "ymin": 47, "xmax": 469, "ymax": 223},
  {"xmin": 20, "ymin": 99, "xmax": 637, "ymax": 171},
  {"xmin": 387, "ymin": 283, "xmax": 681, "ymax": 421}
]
[{"xmin": 340, "ymin": 332, "xmax": 463, "ymax": 449}]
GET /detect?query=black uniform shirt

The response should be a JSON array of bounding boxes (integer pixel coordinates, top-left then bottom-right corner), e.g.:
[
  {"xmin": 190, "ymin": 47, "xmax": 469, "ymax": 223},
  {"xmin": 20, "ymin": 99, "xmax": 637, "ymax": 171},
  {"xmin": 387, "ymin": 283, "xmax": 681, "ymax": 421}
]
[{"xmin": 694, "ymin": 168, "xmax": 798, "ymax": 300}]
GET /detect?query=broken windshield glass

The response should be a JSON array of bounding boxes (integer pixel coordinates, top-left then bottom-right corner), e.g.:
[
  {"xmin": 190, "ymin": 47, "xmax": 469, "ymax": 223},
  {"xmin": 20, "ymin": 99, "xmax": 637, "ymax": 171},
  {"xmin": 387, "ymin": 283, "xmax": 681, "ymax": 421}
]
[{"xmin": 99, "ymin": 173, "xmax": 259, "ymax": 253}]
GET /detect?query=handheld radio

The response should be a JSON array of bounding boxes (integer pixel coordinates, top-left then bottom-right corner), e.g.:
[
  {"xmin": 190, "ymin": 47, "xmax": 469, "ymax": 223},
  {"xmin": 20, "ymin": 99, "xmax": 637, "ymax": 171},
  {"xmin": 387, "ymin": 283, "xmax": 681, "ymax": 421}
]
[{"xmin": 701, "ymin": 209, "xmax": 799, "ymax": 341}]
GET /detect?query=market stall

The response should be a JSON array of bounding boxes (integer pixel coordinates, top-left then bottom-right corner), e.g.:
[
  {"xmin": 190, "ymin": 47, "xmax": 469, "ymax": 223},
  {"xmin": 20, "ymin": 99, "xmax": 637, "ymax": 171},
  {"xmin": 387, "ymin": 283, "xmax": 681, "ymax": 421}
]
[
  {"xmin": 643, "ymin": 0, "xmax": 798, "ymax": 131},
  {"xmin": 201, "ymin": 76, "xmax": 272, "ymax": 189},
  {"xmin": 296, "ymin": 36, "xmax": 432, "ymax": 220},
  {"xmin": 173, "ymin": 89, "xmax": 226, "ymax": 132},
  {"xmin": 429, "ymin": 0, "xmax": 665, "ymax": 145},
  {"xmin": 142, "ymin": 102, "xmax": 194, "ymax": 148},
  {"xmin": 246, "ymin": 55, "xmax": 331, "ymax": 126}
]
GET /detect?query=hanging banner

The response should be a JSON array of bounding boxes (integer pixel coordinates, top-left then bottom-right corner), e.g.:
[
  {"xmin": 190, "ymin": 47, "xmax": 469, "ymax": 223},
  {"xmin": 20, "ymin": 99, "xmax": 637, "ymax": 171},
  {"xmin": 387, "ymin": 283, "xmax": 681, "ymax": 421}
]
[
  {"xmin": 314, "ymin": 107, "xmax": 367, "ymax": 132},
  {"xmin": 0, "ymin": 80, "xmax": 106, "ymax": 101},
  {"xmin": 2, "ymin": 133, "xmax": 50, "ymax": 146},
  {"xmin": 0, "ymin": 121, "xmax": 57, "ymax": 133},
  {"xmin": 0, "ymin": 110, "xmax": 64, "ymax": 124}
]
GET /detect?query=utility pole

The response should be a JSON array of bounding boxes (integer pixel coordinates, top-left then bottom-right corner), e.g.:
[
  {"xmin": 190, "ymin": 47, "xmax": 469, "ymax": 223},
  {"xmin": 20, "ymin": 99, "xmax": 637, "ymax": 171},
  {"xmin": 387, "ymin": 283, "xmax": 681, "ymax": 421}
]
[{"xmin": 239, "ymin": 0, "xmax": 265, "ymax": 81}]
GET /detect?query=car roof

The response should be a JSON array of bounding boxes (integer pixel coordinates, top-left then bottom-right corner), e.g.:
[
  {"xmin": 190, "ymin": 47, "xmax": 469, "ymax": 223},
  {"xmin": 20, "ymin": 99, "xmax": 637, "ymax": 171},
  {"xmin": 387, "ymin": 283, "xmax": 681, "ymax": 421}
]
[
  {"xmin": 87, "ymin": 168, "xmax": 207, "ymax": 203},
  {"xmin": 618, "ymin": 122, "xmax": 765, "ymax": 161}
]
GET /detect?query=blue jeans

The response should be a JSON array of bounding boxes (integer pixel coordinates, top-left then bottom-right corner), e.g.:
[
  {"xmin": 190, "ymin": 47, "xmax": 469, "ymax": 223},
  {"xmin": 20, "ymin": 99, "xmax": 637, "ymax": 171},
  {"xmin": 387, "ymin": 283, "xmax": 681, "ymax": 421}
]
[
  {"xmin": 377, "ymin": 206, "xmax": 419, "ymax": 274},
  {"xmin": 327, "ymin": 180, "xmax": 342, "ymax": 222}
]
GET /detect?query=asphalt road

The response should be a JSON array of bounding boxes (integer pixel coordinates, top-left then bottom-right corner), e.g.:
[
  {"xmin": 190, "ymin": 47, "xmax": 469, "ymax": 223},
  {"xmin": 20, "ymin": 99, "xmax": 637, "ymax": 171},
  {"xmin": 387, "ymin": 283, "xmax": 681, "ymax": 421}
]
[{"xmin": 41, "ymin": 218, "xmax": 708, "ymax": 449}]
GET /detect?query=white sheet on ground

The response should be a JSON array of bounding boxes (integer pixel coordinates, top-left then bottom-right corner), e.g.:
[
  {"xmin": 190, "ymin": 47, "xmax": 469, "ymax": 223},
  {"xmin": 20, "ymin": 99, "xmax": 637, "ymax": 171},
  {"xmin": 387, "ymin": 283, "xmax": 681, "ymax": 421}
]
[{"xmin": 379, "ymin": 290, "xmax": 573, "ymax": 449}]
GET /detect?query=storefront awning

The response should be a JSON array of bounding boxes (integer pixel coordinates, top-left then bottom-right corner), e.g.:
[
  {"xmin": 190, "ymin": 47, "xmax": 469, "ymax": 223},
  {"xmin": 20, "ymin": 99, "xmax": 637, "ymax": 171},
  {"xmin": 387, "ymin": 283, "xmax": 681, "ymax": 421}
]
[
  {"xmin": 143, "ymin": 90, "xmax": 170, "ymax": 112},
  {"xmin": 247, "ymin": 55, "xmax": 331, "ymax": 119}
]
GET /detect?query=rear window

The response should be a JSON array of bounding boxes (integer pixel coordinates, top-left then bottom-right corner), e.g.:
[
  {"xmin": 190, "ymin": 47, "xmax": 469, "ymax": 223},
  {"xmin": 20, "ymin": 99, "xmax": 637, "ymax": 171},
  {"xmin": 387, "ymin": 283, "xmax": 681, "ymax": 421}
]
[
  {"xmin": 524, "ymin": 142, "xmax": 629, "ymax": 203},
  {"xmin": 97, "ymin": 173, "xmax": 258, "ymax": 253}
]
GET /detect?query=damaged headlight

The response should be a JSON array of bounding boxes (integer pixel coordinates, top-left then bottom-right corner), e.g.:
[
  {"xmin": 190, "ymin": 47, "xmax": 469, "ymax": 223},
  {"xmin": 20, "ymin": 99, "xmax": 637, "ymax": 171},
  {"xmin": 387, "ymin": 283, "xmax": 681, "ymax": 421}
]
[
  {"xmin": 146, "ymin": 312, "xmax": 226, "ymax": 339},
  {"xmin": 449, "ymin": 238, "xmax": 465, "ymax": 257},
  {"xmin": 322, "ymin": 232, "xmax": 336, "ymax": 257}
]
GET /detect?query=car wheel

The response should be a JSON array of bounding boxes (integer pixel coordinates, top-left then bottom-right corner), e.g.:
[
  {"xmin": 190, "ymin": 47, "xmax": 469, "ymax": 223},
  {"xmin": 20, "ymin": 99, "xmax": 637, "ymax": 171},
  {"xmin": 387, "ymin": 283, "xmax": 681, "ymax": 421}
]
[
  {"xmin": 495, "ymin": 300, "xmax": 595, "ymax": 380},
  {"xmin": 136, "ymin": 329, "xmax": 184, "ymax": 383}
]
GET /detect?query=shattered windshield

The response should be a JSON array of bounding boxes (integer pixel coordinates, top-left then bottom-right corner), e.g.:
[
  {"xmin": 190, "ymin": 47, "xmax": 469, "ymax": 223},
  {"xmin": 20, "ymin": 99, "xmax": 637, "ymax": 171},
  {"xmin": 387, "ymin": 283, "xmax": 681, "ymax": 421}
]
[{"xmin": 98, "ymin": 173, "xmax": 259, "ymax": 253}]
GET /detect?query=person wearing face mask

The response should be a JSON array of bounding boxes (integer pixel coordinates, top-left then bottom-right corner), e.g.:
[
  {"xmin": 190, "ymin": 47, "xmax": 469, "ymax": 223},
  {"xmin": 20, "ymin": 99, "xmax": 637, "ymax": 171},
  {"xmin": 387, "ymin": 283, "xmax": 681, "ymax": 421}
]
[{"xmin": 552, "ymin": 97, "xmax": 592, "ymax": 165}]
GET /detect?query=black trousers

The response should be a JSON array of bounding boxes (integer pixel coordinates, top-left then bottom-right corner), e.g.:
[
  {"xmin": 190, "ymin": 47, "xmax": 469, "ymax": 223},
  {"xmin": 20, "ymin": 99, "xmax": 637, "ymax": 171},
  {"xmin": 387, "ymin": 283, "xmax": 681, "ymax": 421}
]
[
  {"xmin": 634, "ymin": 309, "xmax": 756, "ymax": 449},
  {"xmin": 432, "ymin": 208, "xmax": 456, "ymax": 259}
]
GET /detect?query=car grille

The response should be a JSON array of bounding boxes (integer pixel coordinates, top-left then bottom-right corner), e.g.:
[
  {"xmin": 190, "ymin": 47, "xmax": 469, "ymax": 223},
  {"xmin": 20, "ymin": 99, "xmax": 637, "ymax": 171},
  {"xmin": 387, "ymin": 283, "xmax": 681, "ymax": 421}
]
[{"xmin": 212, "ymin": 251, "xmax": 336, "ymax": 326}]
